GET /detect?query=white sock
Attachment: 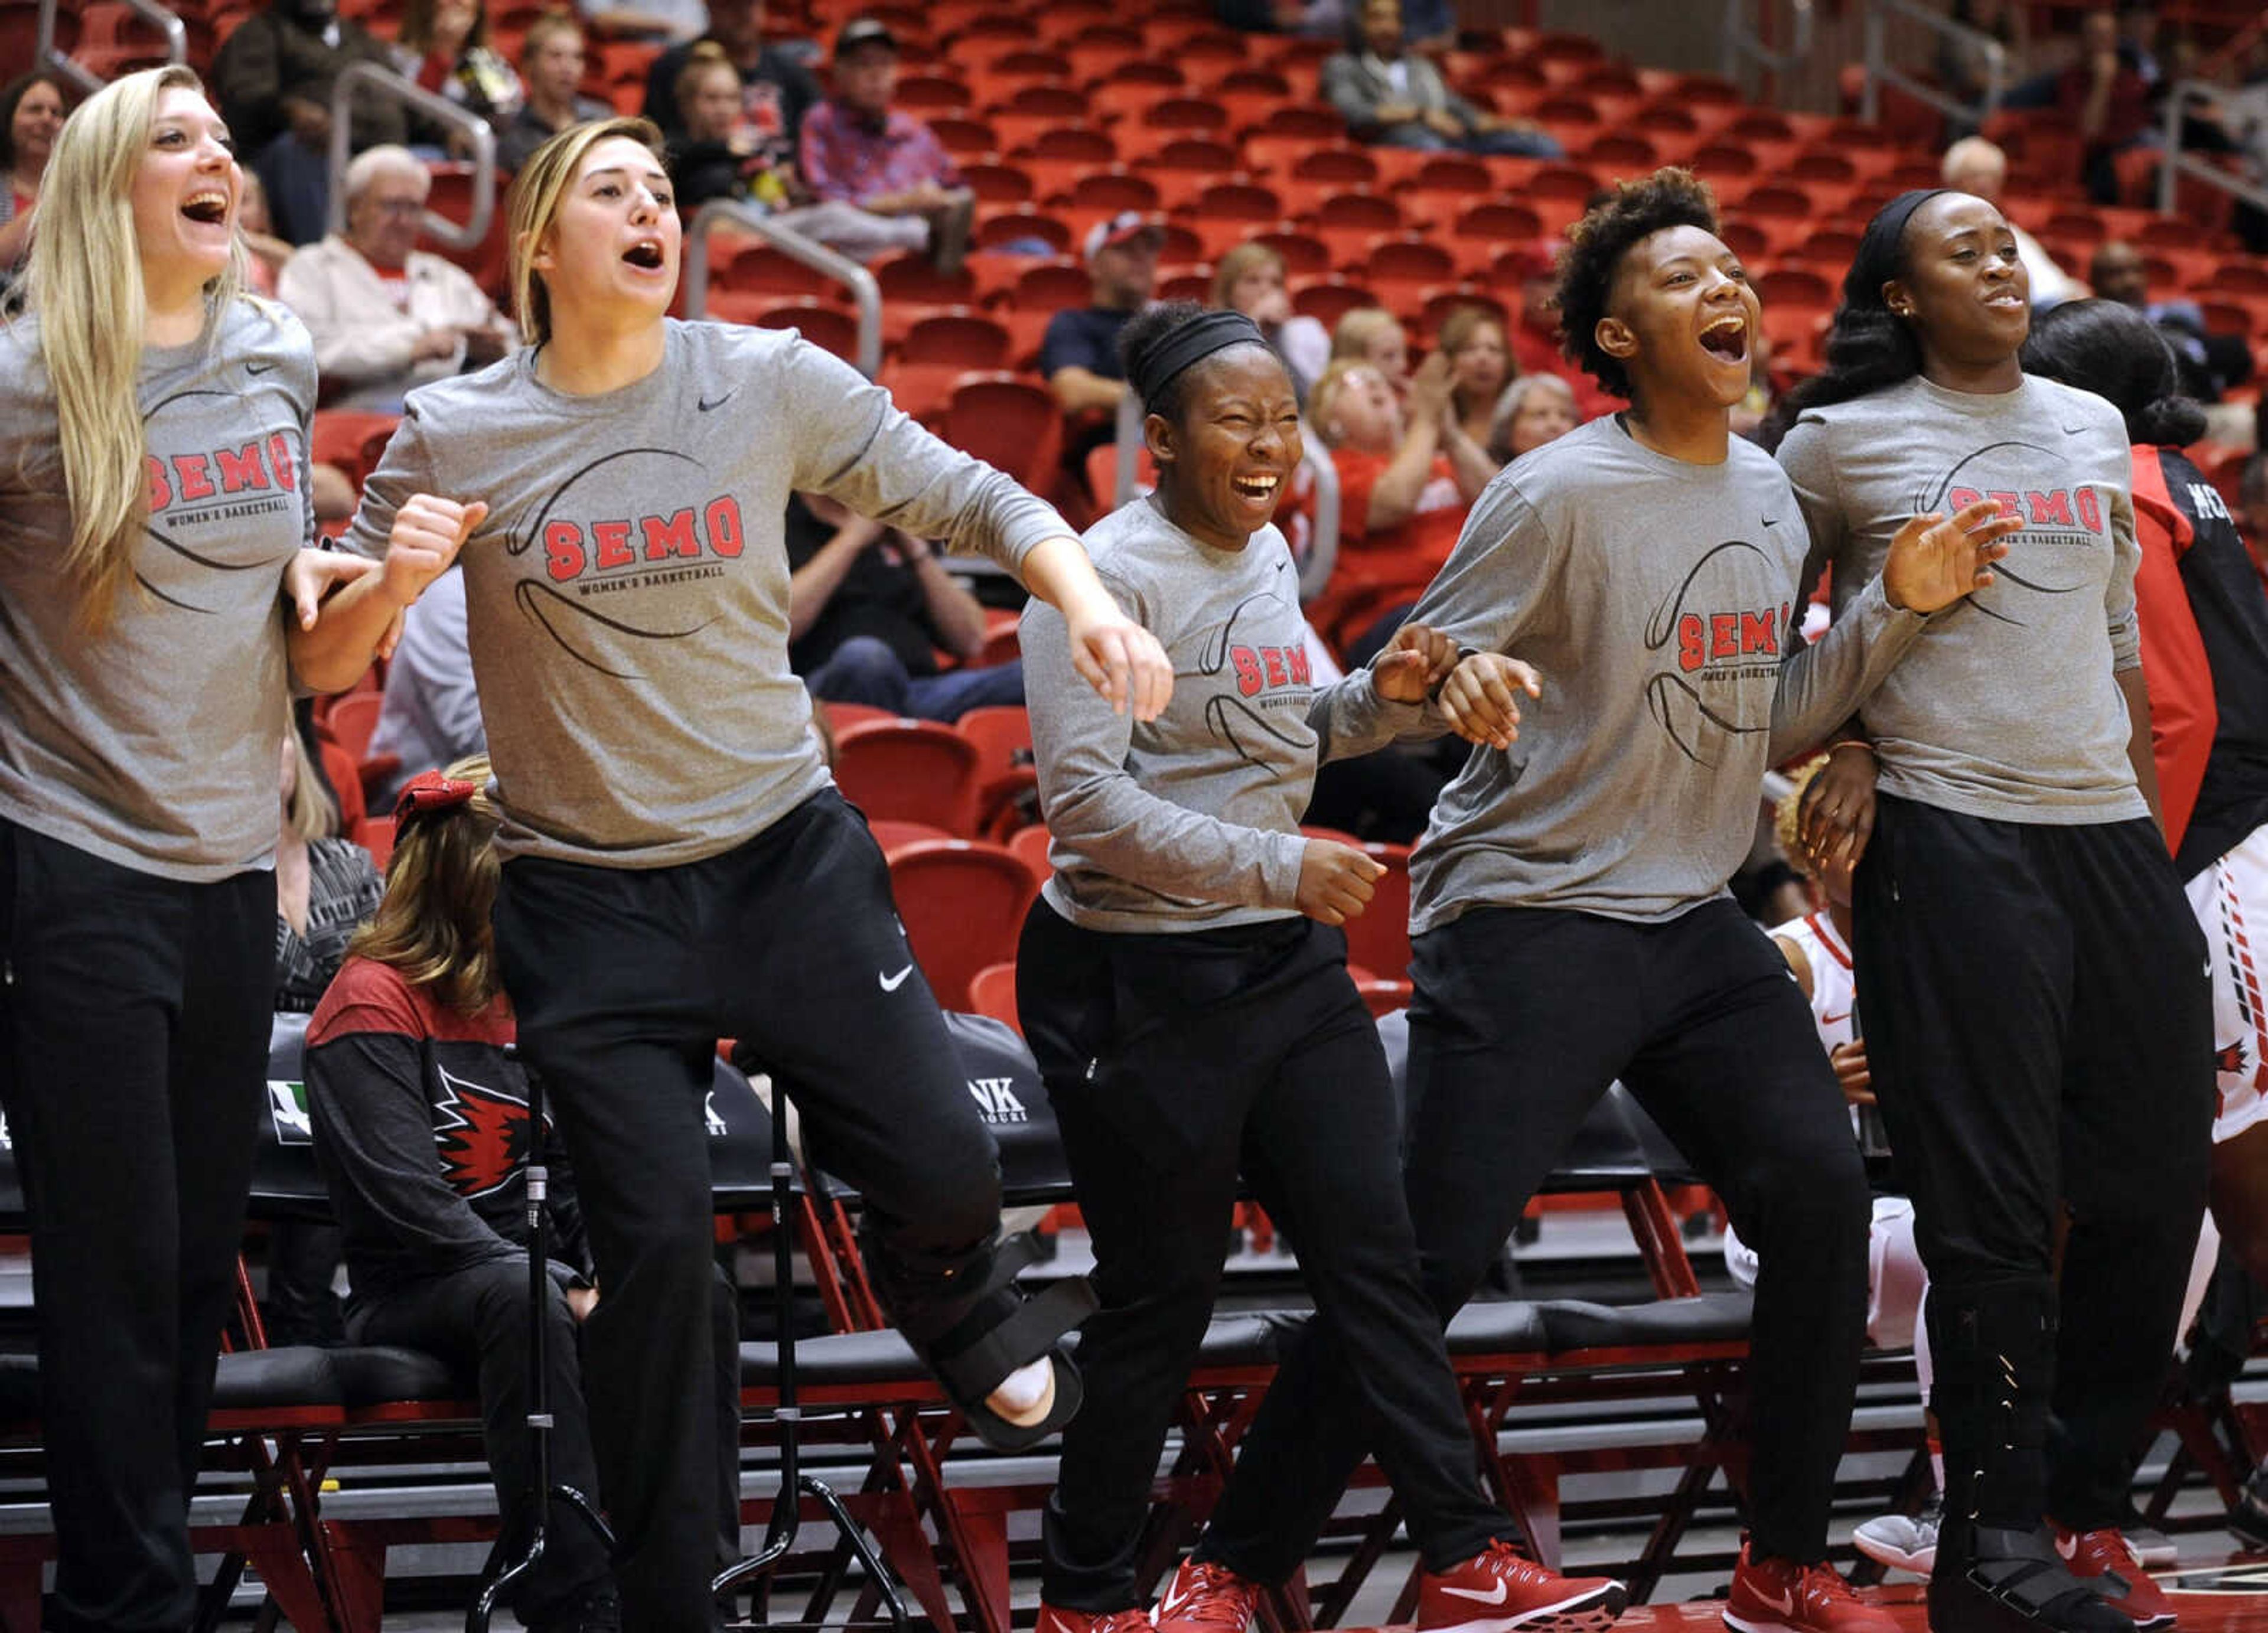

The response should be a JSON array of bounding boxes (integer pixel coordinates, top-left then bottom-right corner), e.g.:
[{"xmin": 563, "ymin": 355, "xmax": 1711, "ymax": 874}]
[{"xmin": 987, "ymin": 1357, "xmax": 1055, "ymax": 1425}]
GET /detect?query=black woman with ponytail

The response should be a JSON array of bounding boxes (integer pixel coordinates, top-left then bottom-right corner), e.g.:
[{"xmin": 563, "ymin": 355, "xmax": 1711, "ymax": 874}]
[{"xmin": 1777, "ymin": 193, "xmax": 2214, "ymax": 1633}]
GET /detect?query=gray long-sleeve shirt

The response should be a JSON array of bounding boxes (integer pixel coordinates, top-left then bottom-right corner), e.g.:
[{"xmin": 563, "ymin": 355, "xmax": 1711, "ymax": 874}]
[
  {"xmin": 347, "ymin": 319, "xmax": 1070, "ymax": 866},
  {"xmin": 1404, "ymin": 415, "xmax": 1928, "ymax": 931},
  {"xmin": 1025, "ymin": 497, "xmax": 1426, "ymax": 934},
  {"xmin": 0, "ymin": 299, "xmax": 314, "ymax": 880},
  {"xmin": 1776, "ymin": 373, "xmax": 2148, "ymax": 824}
]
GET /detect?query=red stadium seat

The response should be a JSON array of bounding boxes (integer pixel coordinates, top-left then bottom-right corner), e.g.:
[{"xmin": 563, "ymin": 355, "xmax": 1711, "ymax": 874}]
[
  {"xmin": 956, "ymin": 705, "xmax": 1036, "ymax": 837},
  {"xmin": 867, "ymin": 819, "xmax": 954, "ymax": 852},
  {"xmin": 310, "ymin": 411, "xmax": 400, "ymax": 487},
  {"xmin": 887, "ymin": 840, "xmax": 1035, "ymax": 1010},
  {"xmin": 1288, "ymin": 278, "xmax": 1383, "ymax": 330},
  {"xmin": 326, "ymin": 690, "xmax": 384, "ymax": 765},
  {"xmin": 967, "ymin": 961, "xmax": 1022, "ymax": 1032},
  {"xmin": 834, "ymin": 718, "xmax": 982, "ymax": 836},
  {"xmin": 940, "ymin": 373, "xmax": 1063, "ymax": 494},
  {"xmin": 745, "ymin": 300, "xmax": 862, "ymax": 366},
  {"xmin": 1008, "ymin": 824, "xmax": 1053, "ymax": 888}
]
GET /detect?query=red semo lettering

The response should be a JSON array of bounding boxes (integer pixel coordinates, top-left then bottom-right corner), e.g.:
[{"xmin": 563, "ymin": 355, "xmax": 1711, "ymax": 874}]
[{"xmin": 542, "ymin": 496, "xmax": 749, "ymax": 581}]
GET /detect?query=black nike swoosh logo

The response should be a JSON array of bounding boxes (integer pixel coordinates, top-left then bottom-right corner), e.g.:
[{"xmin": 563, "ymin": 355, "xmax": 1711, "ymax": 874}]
[
  {"xmin": 2061, "ymin": 423, "xmax": 2091, "ymax": 434},
  {"xmin": 1762, "ymin": 516, "xmax": 1780, "ymax": 526},
  {"xmin": 698, "ymin": 389, "xmax": 737, "ymax": 412},
  {"xmin": 247, "ymin": 361, "xmax": 276, "ymax": 375}
]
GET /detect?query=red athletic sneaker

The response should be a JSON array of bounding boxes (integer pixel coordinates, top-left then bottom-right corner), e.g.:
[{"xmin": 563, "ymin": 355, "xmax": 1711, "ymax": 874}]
[
  {"xmin": 1037, "ymin": 1605, "xmax": 1158, "ymax": 1633},
  {"xmin": 2053, "ymin": 1527, "xmax": 2176, "ymax": 1629},
  {"xmin": 1415, "ymin": 1539, "xmax": 1628, "ymax": 1633},
  {"xmin": 1722, "ymin": 1542, "xmax": 1898, "ymax": 1633},
  {"xmin": 1153, "ymin": 1559, "xmax": 1265, "ymax": 1633}
]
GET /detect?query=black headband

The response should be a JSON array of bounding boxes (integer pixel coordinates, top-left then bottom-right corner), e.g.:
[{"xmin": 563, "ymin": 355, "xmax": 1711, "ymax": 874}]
[
  {"xmin": 1845, "ymin": 188, "xmax": 1953, "ymax": 311},
  {"xmin": 1126, "ymin": 310, "xmax": 1269, "ymax": 407}
]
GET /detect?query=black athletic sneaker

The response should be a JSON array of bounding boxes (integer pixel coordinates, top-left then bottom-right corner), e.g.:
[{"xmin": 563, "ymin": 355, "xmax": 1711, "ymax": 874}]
[
  {"xmin": 527, "ymin": 1584, "xmax": 623, "ymax": 1633},
  {"xmin": 2230, "ymin": 1464, "xmax": 2268, "ymax": 1551},
  {"xmin": 1927, "ymin": 1525, "xmax": 2133, "ymax": 1633}
]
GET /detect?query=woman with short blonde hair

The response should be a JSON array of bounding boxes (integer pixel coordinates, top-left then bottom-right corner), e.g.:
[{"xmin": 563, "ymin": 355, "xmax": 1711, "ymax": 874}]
[{"xmin": 0, "ymin": 64, "xmax": 410, "ymax": 1628}]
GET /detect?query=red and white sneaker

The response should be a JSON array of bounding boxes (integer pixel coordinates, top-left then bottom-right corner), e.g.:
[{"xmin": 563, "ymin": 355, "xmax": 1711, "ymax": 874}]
[
  {"xmin": 1037, "ymin": 1605, "xmax": 1157, "ymax": 1633},
  {"xmin": 1153, "ymin": 1559, "xmax": 1266, "ymax": 1633},
  {"xmin": 1415, "ymin": 1539, "xmax": 1628, "ymax": 1633},
  {"xmin": 1722, "ymin": 1543, "xmax": 1898, "ymax": 1633},
  {"xmin": 2052, "ymin": 1527, "xmax": 2177, "ymax": 1629}
]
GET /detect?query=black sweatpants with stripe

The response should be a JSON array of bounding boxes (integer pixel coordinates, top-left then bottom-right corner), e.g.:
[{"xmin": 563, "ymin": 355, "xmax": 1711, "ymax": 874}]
[
  {"xmin": 1017, "ymin": 903, "xmax": 1510, "ymax": 1613},
  {"xmin": 1853, "ymin": 795, "xmax": 2214, "ymax": 1531},
  {"xmin": 495, "ymin": 788, "xmax": 1009, "ymax": 1633},
  {"xmin": 1198, "ymin": 898, "xmax": 1873, "ymax": 1579}
]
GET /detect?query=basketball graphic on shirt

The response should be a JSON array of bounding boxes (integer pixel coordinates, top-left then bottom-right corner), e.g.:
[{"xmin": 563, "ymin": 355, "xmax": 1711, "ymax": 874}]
[
  {"xmin": 504, "ymin": 445, "xmax": 744, "ymax": 679},
  {"xmin": 1641, "ymin": 539, "xmax": 1795, "ymax": 767},
  {"xmin": 1919, "ymin": 439, "xmax": 2112, "ymax": 625},
  {"xmin": 139, "ymin": 382, "xmax": 305, "ymax": 614},
  {"xmin": 1197, "ymin": 584, "xmax": 1314, "ymax": 768}
]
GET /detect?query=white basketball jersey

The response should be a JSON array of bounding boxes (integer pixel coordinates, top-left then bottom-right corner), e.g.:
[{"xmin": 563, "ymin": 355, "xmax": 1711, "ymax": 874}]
[{"xmin": 1771, "ymin": 911, "xmax": 1856, "ymax": 1053}]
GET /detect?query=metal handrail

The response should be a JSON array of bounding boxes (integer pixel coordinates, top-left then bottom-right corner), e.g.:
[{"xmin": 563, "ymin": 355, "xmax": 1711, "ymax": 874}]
[
  {"xmin": 1298, "ymin": 429, "xmax": 1340, "ymax": 602},
  {"xmin": 1720, "ymin": 0, "xmax": 1816, "ymax": 96},
  {"xmin": 1859, "ymin": 0, "xmax": 2006, "ymax": 130},
  {"xmin": 682, "ymin": 198, "xmax": 884, "ymax": 379},
  {"xmin": 2157, "ymin": 78, "xmax": 2268, "ymax": 218},
  {"xmin": 1106, "ymin": 395, "xmax": 1340, "ymax": 600},
  {"xmin": 39, "ymin": 0, "xmax": 185, "ymax": 93},
  {"xmin": 327, "ymin": 62, "xmax": 497, "ymax": 250}
]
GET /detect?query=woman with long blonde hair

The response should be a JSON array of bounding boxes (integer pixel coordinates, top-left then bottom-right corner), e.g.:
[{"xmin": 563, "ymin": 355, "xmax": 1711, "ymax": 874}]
[
  {"xmin": 305, "ymin": 759, "xmax": 628, "ymax": 1632},
  {"xmin": 340, "ymin": 115, "xmax": 1171, "ymax": 1627},
  {"xmin": 0, "ymin": 64, "xmax": 451, "ymax": 1629}
]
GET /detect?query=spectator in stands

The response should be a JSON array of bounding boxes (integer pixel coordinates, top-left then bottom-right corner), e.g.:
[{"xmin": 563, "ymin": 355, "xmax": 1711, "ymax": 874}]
[
  {"xmin": 666, "ymin": 41, "xmax": 915, "ymax": 263},
  {"xmin": 279, "ymin": 145, "xmax": 512, "ymax": 412},
  {"xmin": 1019, "ymin": 298, "xmax": 1627, "ymax": 1633},
  {"xmin": 1306, "ymin": 352, "xmax": 1491, "ymax": 660},
  {"xmin": 2061, "ymin": 6, "xmax": 2153, "ymax": 203},
  {"xmin": 1937, "ymin": 0, "xmax": 2028, "ymax": 138},
  {"xmin": 1042, "ymin": 211, "xmax": 1164, "ymax": 464},
  {"xmin": 1437, "ymin": 302, "xmax": 1510, "ymax": 454},
  {"xmin": 266, "ymin": 728, "xmax": 384, "ymax": 1349},
  {"xmin": 1322, "ymin": 0, "xmax": 1561, "ymax": 157},
  {"xmin": 213, "ymin": 0, "xmax": 426, "ymax": 245},
  {"xmin": 305, "ymin": 761, "xmax": 629, "ymax": 1633},
  {"xmin": 2088, "ymin": 239, "xmax": 2256, "ymax": 403},
  {"xmin": 1777, "ymin": 187, "xmax": 2209, "ymax": 1633},
  {"xmin": 1212, "ymin": 242, "xmax": 1331, "ymax": 399},
  {"xmin": 576, "ymin": 0, "xmax": 703, "ymax": 44},
  {"xmin": 237, "ymin": 169, "xmax": 294, "ymax": 295},
  {"xmin": 390, "ymin": 0, "xmax": 524, "ymax": 129},
  {"xmin": 498, "ymin": 11, "xmax": 614, "ymax": 171},
  {"xmin": 643, "ymin": 0, "xmax": 816, "ymax": 154},
  {"xmin": 1938, "ymin": 136, "xmax": 2084, "ymax": 306},
  {"xmin": 369, "ymin": 564, "xmax": 483, "ymax": 803},
  {"xmin": 1485, "ymin": 370, "xmax": 1578, "ymax": 464},
  {"xmin": 0, "ymin": 66, "xmax": 410, "ymax": 1633},
  {"xmin": 1328, "ymin": 305, "xmax": 1410, "ymax": 393},
  {"xmin": 799, "ymin": 18, "xmax": 976, "ymax": 276},
  {"xmin": 787, "ymin": 490, "xmax": 1024, "ymax": 720},
  {"xmin": 0, "ymin": 71, "xmax": 65, "ymax": 276}
]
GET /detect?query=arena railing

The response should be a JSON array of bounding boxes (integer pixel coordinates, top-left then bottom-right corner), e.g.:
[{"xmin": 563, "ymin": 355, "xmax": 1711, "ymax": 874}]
[
  {"xmin": 682, "ymin": 198, "xmax": 885, "ymax": 379},
  {"xmin": 1858, "ymin": 0, "xmax": 2007, "ymax": 130},
  {"xmin": 326, "ymin": 63, "xmax": 498, "ymax": 252},
  {"xmin": 1107, "ymin": 392, "xmax": 1342, "ymax": 599},
  {"xmin": 37, "ymin": 0, "xmax": 185, "ymax": 94},
  {"xmin": 2156, "ymin": 78, "xmax": 2268, "ymax": 218},
  {"xmin": 1719, "ymin": 0, "xmax": 1816, "ymax": 107}
]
